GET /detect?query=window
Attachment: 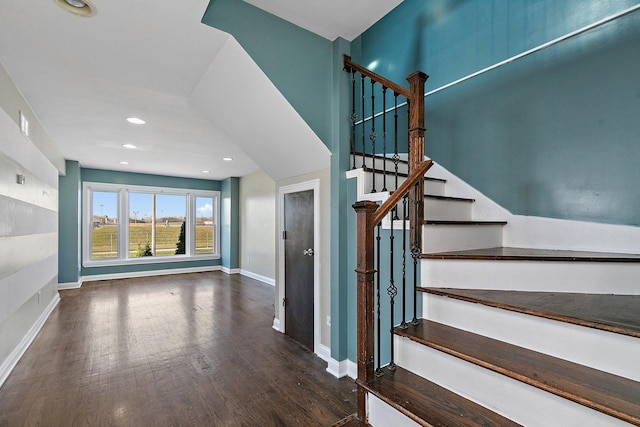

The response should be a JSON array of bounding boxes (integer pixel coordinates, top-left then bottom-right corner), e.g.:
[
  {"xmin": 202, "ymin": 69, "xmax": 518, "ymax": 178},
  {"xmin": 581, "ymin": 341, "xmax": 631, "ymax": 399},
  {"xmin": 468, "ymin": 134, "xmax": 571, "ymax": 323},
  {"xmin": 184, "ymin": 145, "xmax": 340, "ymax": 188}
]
[
  {"xmin": 83, "ymin": 182, "xmax": 219, "ymax": 266},
  {"xmin": 91, "ymin": 191, "xmax": 119, "ymax": 259}
]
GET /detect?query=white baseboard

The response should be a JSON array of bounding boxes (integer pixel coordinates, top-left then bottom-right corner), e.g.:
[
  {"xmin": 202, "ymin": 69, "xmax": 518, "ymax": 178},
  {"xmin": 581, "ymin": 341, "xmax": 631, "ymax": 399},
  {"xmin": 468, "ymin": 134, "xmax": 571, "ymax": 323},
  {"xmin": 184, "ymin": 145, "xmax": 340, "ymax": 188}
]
[
  {"xmin": 58, "ymin": 280, "xmax": 82, "ymax": 290},
  {"xmin": 272, "ymin": 318, "xmax": 282, "ymax": 332},
  {"xmin": 317, "ymin": 344, "xmax": 356, "ymax": 379},
  {"xmin": 221, "ymin": 266, "xmax": 240, "ymax": 274},
  {"xmin": 82, "ymin": 265, "xmax": 221, "ymax": 283},
  {"xmin": 0, "ymin": 293, "xmax": 60, "ymax": 389},
  {"xmin": 240, "ymin": 269, "xmax": 275, "ymax": 286}
]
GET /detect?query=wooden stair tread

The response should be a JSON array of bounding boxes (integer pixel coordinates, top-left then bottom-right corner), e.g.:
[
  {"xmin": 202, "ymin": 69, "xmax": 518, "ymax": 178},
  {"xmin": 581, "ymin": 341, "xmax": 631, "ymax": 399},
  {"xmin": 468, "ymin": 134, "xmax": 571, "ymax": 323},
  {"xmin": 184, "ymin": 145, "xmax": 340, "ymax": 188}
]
[
  {"xmin": 331, "ymin": 413, "xmax": 369, "ymax": 427},
  {"xmin": 420, "ymin": 288, "xmax": 640, "ymax": 338},
  {"xmin": 351, "ymin": 151, "xmax": 409, "ymax": 165},
  {"xmin": 362, "ymin": 366, "xmax": 521, "ymax": 426},
  {"xmin": 424, "ymin": 194, "xmax": 475, "ymax": 203},
  {"xmin": 423, "ymin": 220, "xmax": 507, "ymax": 226},
  {"xmin": 421, "ymin": 246, "xmax": 640, "ymax": 262},
  {"xmin": 361, "ymin": 166, "xmax": 446, "ymax": 183},
  {"xmin": 395, "ymin": 319, "xmax": 640, "ymax": 425}
]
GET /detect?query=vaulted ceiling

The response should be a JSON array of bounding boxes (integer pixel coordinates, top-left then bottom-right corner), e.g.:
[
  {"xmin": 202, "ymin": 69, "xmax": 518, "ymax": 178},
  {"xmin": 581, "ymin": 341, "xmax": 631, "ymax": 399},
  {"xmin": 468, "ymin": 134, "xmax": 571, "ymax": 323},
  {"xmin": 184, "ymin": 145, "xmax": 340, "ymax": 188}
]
[{"xmin": 0, "ymin": 0, "xmax": 402, "ymax": 181}]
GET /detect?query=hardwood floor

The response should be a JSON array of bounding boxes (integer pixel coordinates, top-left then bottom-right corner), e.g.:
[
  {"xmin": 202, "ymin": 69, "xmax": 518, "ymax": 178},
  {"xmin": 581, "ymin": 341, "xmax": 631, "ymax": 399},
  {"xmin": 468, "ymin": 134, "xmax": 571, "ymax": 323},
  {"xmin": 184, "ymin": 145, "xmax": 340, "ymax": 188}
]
[{"xmin": 0, "ymin": 272, "xmax": 356, "ymax": 426}]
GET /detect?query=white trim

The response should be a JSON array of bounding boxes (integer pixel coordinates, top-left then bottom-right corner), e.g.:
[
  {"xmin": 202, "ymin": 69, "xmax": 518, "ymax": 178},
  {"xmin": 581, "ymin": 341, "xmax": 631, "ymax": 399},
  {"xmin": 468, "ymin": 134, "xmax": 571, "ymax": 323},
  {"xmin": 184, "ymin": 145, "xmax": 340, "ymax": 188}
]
[
  {"xmin": 278, "ymin": 179, "xmax": 321, "ymax": 355},
  {"xmin": 81, "ymin": 265, "xmax": 220, "ymax": 283},
  {"xmin": 221, "ymin": 267, "xmax": 240, "ymax": 274},
  {"xmin": 318, "ymin": 344, "xmax": 354, "ymax": 379},
  {"xmin": 58, "ymin": 280, "xmax": 82, "ymax": 290},
  {"xmin": 272, "ymin": 318, "xmax": 282, "ymax": 332},
  {"xmin": 347, "ymin": 359, "xmax": 357, "ymax": 379},
  {"xmin": 240, "ymin": 269, "xmax": 275, "ymax": 286},
  {"xmin": 356, "ymin": 4, "xmax": 640, "ymax": 125},
  {"xmin": 0, "ymin": 293, "xmax": 60, "ymax": 389},
  {"xmin": 82, "ymin": 182, "xmax": 221, "ymax": 268}
]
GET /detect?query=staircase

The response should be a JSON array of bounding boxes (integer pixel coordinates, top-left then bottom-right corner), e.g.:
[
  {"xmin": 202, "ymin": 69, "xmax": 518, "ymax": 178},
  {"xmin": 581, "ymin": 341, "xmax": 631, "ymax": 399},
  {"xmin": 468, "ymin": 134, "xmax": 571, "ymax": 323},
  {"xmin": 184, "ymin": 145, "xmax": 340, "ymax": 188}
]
[{"xmin": 338, "ymin": 153, "xmax": 640, "ymax": 426}]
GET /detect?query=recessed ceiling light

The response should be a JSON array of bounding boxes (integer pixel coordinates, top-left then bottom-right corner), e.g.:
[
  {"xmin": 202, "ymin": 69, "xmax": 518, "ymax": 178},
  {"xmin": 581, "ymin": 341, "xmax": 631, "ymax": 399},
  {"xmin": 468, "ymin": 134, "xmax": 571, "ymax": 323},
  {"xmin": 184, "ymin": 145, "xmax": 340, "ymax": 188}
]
[
  {"xmin": 54, "ymin": 0, "xmax": 96, "ymax": 17},
  {"xmin": 122, "ymin": 144, "xmax": 137, "ymax": 149},
  {"xmin": 223, "ymin": 157, "xmax": 233, "ymax": 161},
  {"xmin": 126, "ymin": 117, "xmax": 146, "ymax": 125},
  {"xmin": 201, "ymin": 170, "xmax": 210, "ymax": 174},
  {"xmin": 119, "ymin": 161, "xmax": 129, "ymax": 165}
]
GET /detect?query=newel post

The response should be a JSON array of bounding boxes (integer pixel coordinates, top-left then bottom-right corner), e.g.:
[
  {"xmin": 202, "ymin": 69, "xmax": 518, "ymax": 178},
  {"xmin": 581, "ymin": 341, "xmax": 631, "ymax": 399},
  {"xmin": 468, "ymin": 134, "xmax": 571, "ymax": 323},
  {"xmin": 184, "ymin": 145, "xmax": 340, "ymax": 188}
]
[
  {"xmin": 353, "ymin": 200, "xmax": 378, "ymax": 420},
  {"xmin": 406, "ymin": 71, "xmax": 428, "ymax": 252}
]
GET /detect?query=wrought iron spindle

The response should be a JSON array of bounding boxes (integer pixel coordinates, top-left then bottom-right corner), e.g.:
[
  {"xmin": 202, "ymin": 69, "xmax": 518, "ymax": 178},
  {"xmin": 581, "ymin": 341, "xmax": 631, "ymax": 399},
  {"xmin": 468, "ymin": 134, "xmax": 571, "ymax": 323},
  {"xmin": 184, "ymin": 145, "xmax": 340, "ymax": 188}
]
[
  {"xmin": 370, "ymin": 80, "xmax": 377, "ymax": 193},
  {"xmin": 411, "ymin": 182, "xmax": 421, "ymax": 324},
  {"xmin": 382, "ymin": 87, "xmax": 388, "ymax": 192},
  {"xmin": 392, "ymin": 93, "xmax": 400, "ymax": 220},
  {"xmin": 350, "ymin": 69, "xmax": 357, "ymax": 170},
  {"xmin": 375, "ymin": 223, "xmax": 382, "ymax": 377},
  {"xmin": 361, "ymin": 75, "xmax": 366, "ymax": 168},
  {"xmin": 387, "ymin": 207, "xmax": 398, "ymax": 370},
  {"xmin": 400, "ymin": 195, "xmax": 408, "ymax": 329}
]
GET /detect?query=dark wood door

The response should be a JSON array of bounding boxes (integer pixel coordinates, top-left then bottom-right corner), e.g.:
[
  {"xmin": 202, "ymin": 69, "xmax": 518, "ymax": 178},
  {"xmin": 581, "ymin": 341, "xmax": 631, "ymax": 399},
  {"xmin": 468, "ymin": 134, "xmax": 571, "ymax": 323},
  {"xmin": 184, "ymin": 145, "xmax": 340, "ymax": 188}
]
[{"xmin": 284, "ymin": 190, "xmax": 314, "ymax": 350}]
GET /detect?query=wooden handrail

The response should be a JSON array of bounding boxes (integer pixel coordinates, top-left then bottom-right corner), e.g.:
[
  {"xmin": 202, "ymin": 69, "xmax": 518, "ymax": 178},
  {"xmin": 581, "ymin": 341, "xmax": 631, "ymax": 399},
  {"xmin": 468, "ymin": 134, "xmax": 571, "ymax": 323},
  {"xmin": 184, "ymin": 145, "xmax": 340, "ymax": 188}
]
[
  {"xmin": 343, "ymin": 55, "xmax": 410, "ymax": 98},
  {"xmin": 373, "ymin": 160, "xmax": 433, "ymax": 225}
]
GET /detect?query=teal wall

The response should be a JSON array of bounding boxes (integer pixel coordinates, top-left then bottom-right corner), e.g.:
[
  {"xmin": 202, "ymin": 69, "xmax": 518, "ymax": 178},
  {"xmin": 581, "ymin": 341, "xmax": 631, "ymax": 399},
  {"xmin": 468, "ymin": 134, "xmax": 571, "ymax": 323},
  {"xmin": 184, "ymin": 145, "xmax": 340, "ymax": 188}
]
[
  {"xmin": 329, "ymin": 38, "xmax": 353, "ymax": 361},
  {"xmin": 57, "ymin": 167, "xmax": 227, "ymax": 278},
  {"xmin": 353, "ymin": 0, "xmax": 640, "ymax": 226},
  {"xmin": 221, "ymin": 177, "xmax": 240, "ymax": 270},
  {"xmin": 202, "ymin": 0, "xmax": 333, "ymax": 147},
  {"xmin": 58, "ymin": 160, "xmax": 81, "ymax": 284}
]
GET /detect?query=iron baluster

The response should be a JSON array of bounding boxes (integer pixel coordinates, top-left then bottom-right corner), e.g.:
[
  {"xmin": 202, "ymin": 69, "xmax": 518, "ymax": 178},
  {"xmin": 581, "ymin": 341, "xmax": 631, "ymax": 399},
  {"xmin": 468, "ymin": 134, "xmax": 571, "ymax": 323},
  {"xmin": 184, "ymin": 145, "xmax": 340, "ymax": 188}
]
[
  {"xmin": 370, "ymin": 80, "xmax": 377, "ymax": 192},
  {"xmin": 382, "ymin": 87, "xmax": 388, "ymax": 192},
  {"xmin": 392, "ymin": 93, "xmax": 400, "ymax": 220},
  {"xmin": 361, "ymin": 75, "xmax": 366, "ymax": 168},
  {"xmin": 411, "ymin": 182, "xmax": 421, "ymax": 325},
  {"xmin": 400, "ymin": 195, "xmax": 409, "ymax": 329},
  {"xmin": 350, "ymin": 69, "xmax": 357, "ymax": 170},
  {"xmin": 375, "ymin": 223, "xmax": 383, "ymax": 377},
  {"xmin": 387, "ymin": 207, "xmax": 398, "ymax": 371}
]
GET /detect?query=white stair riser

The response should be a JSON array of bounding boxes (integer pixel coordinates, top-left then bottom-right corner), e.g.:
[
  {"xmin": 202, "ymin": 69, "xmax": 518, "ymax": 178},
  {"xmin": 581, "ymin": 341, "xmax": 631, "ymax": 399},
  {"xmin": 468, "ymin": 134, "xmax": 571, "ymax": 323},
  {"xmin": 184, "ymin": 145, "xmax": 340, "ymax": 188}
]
[
  {"xmin": 374, "ymin": 197, "xmax": 473, "ymax": 221},
  {"xmin": 422, "ymin": 294, "xmax": 640, "ymax": 382},
  {"xmin": 396, "ymin": 337, "xmax": 631, "ymax": 427},
  {"xmin": 422, "ymin": 224, "xmax": 503, "ymax": 253},
  {"xmin": 421, "ymin": 259, "xmax": 640, "ymax": 294},
  {"xmin": 367, "ymin": 393, "xmax": 421, "ymax": 427},
  {"xmin": 425, "ymin": 198, "xmax": 472, "ymax": 221}
]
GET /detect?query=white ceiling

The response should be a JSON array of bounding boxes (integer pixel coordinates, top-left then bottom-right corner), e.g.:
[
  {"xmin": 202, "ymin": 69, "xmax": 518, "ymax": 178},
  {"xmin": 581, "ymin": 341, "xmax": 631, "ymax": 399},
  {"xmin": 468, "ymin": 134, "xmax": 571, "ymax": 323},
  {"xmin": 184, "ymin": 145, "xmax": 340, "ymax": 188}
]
[{"xmin": 0, "ymin": 0, "xmax": 400, "ymax": 181}]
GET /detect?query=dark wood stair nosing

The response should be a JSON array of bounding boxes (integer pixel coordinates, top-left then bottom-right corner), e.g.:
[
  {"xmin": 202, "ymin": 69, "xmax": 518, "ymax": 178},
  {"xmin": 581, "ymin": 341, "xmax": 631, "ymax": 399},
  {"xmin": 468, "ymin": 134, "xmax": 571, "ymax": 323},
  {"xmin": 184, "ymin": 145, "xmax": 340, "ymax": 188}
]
[
  {"xmin": 351, "ymin": 151, "xmax": 409, "ymax": 165},
  {"xmin": 420, "ymin": 246, "xmax": 640, "ymax": 263},
  {"xmin": 419, "ymin": 287, "xmax": 640, "ymax": 339},
  {"xmin": 360, "ymin": 166, "xmax": 446, "ymax": 183},
  {"xmin": 423, "ymin": 220, "xmax": 507, "ymax": 226},
  {"xmin": 424, "ymin": 194, "xmax": 475, "ymax": 203},
  {"xmin": 394, "ymin": 319, "xmax": 640, "ymax": 425},
  {"xmin": 359, "ymin": 366, "xmax": 522, "ymax": 426}
]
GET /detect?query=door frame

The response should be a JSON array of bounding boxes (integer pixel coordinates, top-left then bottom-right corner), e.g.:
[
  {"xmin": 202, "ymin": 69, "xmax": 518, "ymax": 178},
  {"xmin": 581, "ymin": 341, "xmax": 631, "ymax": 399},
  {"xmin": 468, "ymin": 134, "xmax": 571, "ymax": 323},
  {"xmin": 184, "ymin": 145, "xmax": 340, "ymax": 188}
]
[{"xmin": 276, "ymin": 179, "xmax": 320, "ymax": 355}]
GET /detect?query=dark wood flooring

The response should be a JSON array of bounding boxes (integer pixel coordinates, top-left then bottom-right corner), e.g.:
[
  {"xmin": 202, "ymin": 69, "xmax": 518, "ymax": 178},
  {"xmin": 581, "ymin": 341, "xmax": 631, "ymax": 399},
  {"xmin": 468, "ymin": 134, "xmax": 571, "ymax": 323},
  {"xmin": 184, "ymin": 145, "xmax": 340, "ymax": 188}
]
[{"xmin": 0, "ymin": 272, "xmax": 356, "ymax": 426}]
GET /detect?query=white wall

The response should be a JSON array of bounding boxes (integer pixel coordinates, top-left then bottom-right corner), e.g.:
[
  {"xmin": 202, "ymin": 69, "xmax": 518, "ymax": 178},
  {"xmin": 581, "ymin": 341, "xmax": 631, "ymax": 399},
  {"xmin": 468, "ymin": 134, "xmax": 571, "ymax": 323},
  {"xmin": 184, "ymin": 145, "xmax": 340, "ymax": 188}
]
[
  {"xmin": 239, "ymin": 169, "xmax": 276, "ymax": 283},
  {"xmin": 0, "ymin": 63, "xmax": 62, "ymax": 386}
]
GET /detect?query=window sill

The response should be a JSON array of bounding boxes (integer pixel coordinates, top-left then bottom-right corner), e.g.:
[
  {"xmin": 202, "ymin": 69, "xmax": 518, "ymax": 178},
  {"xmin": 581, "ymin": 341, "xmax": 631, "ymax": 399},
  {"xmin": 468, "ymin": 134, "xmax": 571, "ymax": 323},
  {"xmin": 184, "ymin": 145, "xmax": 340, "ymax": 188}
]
[{"xmin": 83, "ymin": 253, "xmax": 220, "ymax": 268}]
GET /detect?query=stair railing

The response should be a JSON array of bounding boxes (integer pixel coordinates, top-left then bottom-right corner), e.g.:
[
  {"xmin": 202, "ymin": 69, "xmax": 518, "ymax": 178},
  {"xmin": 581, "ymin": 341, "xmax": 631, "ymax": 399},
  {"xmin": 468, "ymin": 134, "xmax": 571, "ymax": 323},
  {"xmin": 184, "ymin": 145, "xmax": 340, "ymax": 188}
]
[{"xmin": 345, "ymin": 55, "xmax": 429, "ymax": 421}]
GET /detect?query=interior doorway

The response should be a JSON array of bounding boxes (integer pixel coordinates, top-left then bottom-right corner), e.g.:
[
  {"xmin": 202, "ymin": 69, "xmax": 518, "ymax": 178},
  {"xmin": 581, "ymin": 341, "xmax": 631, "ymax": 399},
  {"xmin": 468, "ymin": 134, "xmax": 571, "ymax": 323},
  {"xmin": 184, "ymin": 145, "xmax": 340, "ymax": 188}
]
[{"xmin": 277, "ymin": 180, "xmax": 320, "ymax": 353}]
